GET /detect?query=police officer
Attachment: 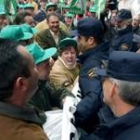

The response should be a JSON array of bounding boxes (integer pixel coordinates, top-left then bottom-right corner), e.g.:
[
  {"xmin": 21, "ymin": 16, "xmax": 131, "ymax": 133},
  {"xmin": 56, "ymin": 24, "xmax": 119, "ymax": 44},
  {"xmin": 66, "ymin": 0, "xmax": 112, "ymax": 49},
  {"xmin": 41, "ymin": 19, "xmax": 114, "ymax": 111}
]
[
  {"xmin": 74, "ymin": 17, "xmax": 109, "ymax": 132},
  {"xmin": 81, "ymin": 51, "xmax": 140, "ymax": 140},
  {"xmin": 110, "ymin": 9, "xmax": 135, "ymax": 51}
]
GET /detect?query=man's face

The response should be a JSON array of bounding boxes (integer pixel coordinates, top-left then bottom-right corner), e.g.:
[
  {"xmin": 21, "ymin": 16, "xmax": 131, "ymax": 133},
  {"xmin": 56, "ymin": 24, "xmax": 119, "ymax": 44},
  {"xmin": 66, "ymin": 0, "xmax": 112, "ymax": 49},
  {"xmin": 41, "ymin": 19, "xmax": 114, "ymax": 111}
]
[
  {"xmin": 39, "ymin": 0, "xmax": 46, "ymax": 10},
  {"xmin": 24, "ymin": 15, "xmax": 36, "ymax": 27},
  {"xmin": 18, "ymin": 46, "xmax": 39, "ymax": 101},
  {"xmin": 77, "ymin": 35, "xmax": 89, "ymax": 53},
  {"xmin": 132, "ymin": 18, "xmax": 140, "ymax": 29},
  {"xmin": 48, "ymin": 15, "xmax": 59, "ymax": 33},
  {"xmin": 46, "ymin": 6, "xmax": 56, "ymax": 14},
  {"xmin": 37, "ymin": 59, "xmax": 51, "ymax": 80},
  {"xmin": 116, "ymin": 19, "xmax": 127, "ymax": 31},
  {"xmin": 60, "ymin": 47, "xmax": 77, "ymax": 68},
  {"xmin": 0, "ymin": 15, "xmax": 9, "ymax": 29}
]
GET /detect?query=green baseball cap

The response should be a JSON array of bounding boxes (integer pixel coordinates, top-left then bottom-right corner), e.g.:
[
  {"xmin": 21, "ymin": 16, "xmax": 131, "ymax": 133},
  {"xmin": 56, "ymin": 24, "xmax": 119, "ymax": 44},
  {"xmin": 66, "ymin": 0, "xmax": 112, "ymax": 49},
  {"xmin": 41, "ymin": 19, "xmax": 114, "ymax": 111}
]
[
  {"xmin": 65, "ymin": 12, "xmax": 74, "ymax": 18},
  {"xmin": 26, "ymin": 43, "xmax": 57, "ymax": 65},
  {"xmin": 59, "ymin": 37, "xmax": 77, "ymax": 50},
  {"xmin": 89, "ymin": 5, "xmax": 98, "ymax": 13},
  {"xmin": 0, "ymin": 5, "xmax": 6, "ymax": 15},
  {"xmin": 24, "ymin": 3, "xmax": 34, "ymax": 9},
  {"xmin": 63, "ymin": 5, "xmax": 70, "ymax": 9},
  {"xmin": 18, "ymin": 4, "xmax": 25, "ymax": 9},
  {"xmin": 45, "ymin": 2, "xmax": 57, "ymax": 10},
  {"xmin": 20, "ymin": 24, "xmax": 37, "ymax": 35},
  {"xmin": 0, "ymin": 25, "xmax": 33, "ymax": 41}
]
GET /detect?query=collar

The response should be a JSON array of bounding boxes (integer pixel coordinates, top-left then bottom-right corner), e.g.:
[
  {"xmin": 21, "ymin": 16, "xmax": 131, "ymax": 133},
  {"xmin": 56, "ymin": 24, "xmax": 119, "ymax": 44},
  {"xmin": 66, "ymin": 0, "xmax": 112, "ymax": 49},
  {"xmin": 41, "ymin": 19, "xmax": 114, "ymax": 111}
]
[
  {"xmin": 50, "ymin": 29, "xmax": 59, "ymax": 37},
  {"xmin": 78, "ymin": 41, "xmax": 109, "ymax": 64},
  {"xmin": 117, "ymin": 26, "xmax": 132, "ymax": 35},
  {"xmin": 0, "ymin": 102, "xmax": 46, "ymax": 126},
  {"xmin": 99, "ymin": 106, "xmax": 140, "ymax": 131}
]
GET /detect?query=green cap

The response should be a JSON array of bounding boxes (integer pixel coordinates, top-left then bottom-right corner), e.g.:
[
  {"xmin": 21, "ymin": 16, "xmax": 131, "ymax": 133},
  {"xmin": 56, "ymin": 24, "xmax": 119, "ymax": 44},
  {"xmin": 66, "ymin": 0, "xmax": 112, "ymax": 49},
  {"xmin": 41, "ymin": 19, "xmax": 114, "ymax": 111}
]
[
  {"xmin": 26, "ymin": 43, "xmax": 57, "ymax": 64},
  {"xmin": 0, "ymin": 25, "xmax": 33, "ymax": 41},
  {"xmin": 20, "ymin": 24, "xmax": 37, "ymax": 35},
  {"xmin": 89, "ymin": 5, "xmax": 98, "ymax": 13},
  {"xmin": 18, "ymin": 4, "xmax": 25, "ymax": 9},
  {"xmin": 0, "ymin": 5, "xmax": 6, "ymax": 15},
  {"xmin": 24, "ymin": 3, "xmax": 34, "ymax": 9},
  {"xmin": 59, "ymin": 37, "xmax": 77, "ymax": 50},
  {"xmin": 65, "ymin": 12, "xmax": 74, "ymax": 18},
  {"xmin": 63, "ymin": 5, "xmax": 70, "ymax": 9},
  {"xmin": 45, "ymin": 2, "xmax": 57, "ymax": 10}
]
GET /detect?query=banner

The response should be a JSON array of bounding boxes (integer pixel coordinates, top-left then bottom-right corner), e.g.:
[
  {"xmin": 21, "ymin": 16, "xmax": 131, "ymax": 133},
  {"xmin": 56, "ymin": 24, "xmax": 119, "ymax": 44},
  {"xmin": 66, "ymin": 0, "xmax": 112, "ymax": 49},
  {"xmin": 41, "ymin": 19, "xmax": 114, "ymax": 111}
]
[
  {"xmin": 94, "ymin": 0, "xmax": 106, "ymax": 18},
  {"xmin": 0, "ymin": 0, "xmax": 17, "ymax": 16},
  {"xmin": 68, "ymin": 0, "xmax": 86, "ymax": 15}
]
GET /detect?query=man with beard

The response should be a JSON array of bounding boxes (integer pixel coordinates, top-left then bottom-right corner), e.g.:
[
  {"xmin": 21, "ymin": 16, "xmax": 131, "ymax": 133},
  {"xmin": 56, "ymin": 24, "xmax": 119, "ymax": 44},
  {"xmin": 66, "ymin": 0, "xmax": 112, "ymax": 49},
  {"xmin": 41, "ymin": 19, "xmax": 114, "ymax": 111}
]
[{"xmin": 110, "ymin": 9, "xmax": 136, "ymax": 51}]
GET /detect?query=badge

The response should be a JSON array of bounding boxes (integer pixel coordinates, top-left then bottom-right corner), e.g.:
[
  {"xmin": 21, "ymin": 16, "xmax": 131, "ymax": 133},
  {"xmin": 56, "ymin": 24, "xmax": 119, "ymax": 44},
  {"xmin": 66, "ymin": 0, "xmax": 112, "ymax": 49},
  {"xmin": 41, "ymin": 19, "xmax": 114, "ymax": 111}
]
[{"xmin": 87, "ymin": 68, "xmax": 98, "ymax": 79}]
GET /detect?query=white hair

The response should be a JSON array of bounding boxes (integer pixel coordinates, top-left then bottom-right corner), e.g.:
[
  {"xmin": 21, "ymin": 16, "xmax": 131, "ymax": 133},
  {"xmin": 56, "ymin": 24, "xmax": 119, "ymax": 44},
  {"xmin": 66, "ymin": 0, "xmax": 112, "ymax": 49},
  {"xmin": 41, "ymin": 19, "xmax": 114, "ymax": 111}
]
[{"xmin": 109, "ymin": 77, "xmax": 140, "ymax": 106}]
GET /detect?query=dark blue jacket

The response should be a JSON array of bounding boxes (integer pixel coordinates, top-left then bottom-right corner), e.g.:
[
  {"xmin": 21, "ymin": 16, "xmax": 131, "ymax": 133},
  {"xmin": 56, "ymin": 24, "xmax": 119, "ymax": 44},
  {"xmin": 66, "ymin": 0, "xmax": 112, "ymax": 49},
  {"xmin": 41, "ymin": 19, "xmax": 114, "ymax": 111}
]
[
  {"xmin": 34, "ymin": 10, "xmax": 46, "ymax": 22},
  {"xmin": 74, "ymin": 41, "xmax": 109, "ymax": 132},
  {"xmin": 110, "ymin": 26, "xmax": 136, "ymax": 51},
  {"xmin": 80, "ymin": 106, "xmax": 140, "ymax": 140}
]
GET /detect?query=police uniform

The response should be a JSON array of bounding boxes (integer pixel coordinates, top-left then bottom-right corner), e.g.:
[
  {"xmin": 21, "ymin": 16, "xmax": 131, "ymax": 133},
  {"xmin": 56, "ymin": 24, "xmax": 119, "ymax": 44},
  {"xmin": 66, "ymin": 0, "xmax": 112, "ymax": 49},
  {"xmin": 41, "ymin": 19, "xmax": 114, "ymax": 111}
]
[
  {"xmin": 73, "ymin": 18, "xmax": 110, "ymax": 132},
  {"xmin": 80, "ymin": 51, "xmax": 140, "ymax": 140},
  {"xmin": 111, "ymin": 26, "xmax": 134, "ymax": 51},
  {"xmin": 110, "ymin": 9, "xmax": 135, "ymax": 51}
]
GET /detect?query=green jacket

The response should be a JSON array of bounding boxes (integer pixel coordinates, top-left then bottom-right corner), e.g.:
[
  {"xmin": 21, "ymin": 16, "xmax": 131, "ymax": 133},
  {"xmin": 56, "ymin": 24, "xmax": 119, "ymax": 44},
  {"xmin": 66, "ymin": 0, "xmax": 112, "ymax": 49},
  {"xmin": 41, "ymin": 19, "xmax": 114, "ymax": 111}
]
[
  {"xmin": 30, "ymin": 80, "xmax": 73, "ymax": 111},
  {"xmin": 35, "ymin": 28, "xmax": 68, "ymax": 49}
]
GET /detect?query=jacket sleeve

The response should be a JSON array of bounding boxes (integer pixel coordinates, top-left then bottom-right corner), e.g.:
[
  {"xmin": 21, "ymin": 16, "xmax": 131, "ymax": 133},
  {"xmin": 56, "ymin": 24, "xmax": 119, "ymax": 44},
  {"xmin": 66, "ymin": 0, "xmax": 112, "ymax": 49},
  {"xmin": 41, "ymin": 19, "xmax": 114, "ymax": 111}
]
[
  {"xmin": 74, "ymin": 62, "xmax": 103, "ymax": 132},
  {"xmin": 48, "ymin": 82, "xmax": 75, "ymax": 108},
  {"xmin": 35, "ymin": 31, "xmax": 49, "ymax": 49}
]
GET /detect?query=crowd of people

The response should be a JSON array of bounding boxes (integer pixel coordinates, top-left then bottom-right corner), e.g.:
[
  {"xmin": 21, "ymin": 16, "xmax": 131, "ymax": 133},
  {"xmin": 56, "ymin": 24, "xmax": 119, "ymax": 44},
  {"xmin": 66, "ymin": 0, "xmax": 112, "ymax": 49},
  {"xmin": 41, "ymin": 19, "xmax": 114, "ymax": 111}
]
[{"xmin": 1, "ymin": 0, "xmax": 140, "ymax": 140}]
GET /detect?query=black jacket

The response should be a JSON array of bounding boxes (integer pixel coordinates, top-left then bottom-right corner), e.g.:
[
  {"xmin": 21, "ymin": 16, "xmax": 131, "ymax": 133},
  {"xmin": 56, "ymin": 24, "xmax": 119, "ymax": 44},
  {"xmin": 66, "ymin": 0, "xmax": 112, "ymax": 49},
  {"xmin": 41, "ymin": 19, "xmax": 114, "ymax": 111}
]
[
  {"xmin": 74, "ymin": 41, "xmax": 109, "ymax": 133},
  {"xmin": 81, "ymin": 106, "xmax": 140, "ymax": 140}
]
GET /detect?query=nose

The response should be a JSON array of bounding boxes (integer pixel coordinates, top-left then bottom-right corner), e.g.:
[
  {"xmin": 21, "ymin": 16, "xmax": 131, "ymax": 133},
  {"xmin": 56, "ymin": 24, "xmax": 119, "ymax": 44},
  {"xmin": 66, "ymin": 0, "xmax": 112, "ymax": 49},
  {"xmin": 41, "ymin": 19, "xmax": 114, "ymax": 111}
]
[{"xmin": 67, "ymin": 52, "xmax": 73, "ymax": 58}]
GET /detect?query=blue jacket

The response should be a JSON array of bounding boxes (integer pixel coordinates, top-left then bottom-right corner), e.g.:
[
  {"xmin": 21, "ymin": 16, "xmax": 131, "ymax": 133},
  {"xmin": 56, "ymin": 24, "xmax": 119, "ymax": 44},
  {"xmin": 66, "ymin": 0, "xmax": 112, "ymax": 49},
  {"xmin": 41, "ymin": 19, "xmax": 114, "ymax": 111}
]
[
  {"xmin": 110, "ymin": 26, "xmax": 136, "ymax": 51},
  {"xmin": 80, "ymin": 106, "xmax": 140, "ymax": 140},
  {"xmin": 74, "ymin": 41, "xmax": 109, "ymax": 132}
]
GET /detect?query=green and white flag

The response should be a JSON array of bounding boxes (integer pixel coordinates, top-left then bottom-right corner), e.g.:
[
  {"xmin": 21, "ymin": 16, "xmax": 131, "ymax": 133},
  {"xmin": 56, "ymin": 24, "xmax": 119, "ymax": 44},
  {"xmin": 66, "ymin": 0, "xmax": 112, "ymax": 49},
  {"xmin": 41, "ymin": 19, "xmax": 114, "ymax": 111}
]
[
  {"xmin": 0, "ymin": 0, "xmax": 18, "ymax": 16},
  {"xmin": 69, "ymin": 0, "xmax": 86, "ymax": 15},
  {"xmin": 5, "ymin": 0, "xmax": 18, "ymax": 16},
  {"xmin": 94, "ymin": 0, "xmax": 106, "ymax": 19}
]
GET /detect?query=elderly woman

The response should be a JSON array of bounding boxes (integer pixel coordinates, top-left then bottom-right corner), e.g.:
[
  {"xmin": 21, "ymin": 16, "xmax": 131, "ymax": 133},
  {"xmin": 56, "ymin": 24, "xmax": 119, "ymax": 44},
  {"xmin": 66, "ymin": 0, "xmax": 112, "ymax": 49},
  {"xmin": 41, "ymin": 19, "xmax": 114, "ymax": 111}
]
[{"xmin": 49, "ymin": 37, "xmax": 80, "ymax": 91}]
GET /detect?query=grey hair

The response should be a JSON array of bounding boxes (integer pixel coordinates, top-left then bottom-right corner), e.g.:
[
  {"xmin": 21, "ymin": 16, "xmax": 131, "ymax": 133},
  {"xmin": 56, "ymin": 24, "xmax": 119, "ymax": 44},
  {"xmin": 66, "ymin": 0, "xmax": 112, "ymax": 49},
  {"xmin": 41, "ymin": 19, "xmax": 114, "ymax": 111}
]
[{"xmin": 109, "ymin": 77, "xmax": 140, "ymax": 106}]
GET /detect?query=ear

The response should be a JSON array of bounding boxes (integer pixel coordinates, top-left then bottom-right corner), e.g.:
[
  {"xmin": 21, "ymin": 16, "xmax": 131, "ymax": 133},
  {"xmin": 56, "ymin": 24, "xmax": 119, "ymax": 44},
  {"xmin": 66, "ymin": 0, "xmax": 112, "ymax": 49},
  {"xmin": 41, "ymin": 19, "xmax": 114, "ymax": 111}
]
[
  {"xmin": 110, "ymin": 82, "xmax": 117, "ymax": 98},
  {"xmin": 15, "ymin": 77, "xmax": 28, "ymax": 92},
  {"xmin": 88, "ymin": 37, "xmax": 95, "ymax": 45}
]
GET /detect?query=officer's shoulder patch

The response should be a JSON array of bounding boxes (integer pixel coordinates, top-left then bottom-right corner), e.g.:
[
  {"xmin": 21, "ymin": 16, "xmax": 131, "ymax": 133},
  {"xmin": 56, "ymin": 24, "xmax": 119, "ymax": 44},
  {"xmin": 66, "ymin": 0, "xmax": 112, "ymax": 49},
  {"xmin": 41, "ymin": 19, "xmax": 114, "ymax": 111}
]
[
  {"xmin": 121, "ymin": 44, "xmax": 129, "ymax": 51},
  {"xmin": 87, "ymin": 67, "xmax": 98, "ymax": 79}
]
